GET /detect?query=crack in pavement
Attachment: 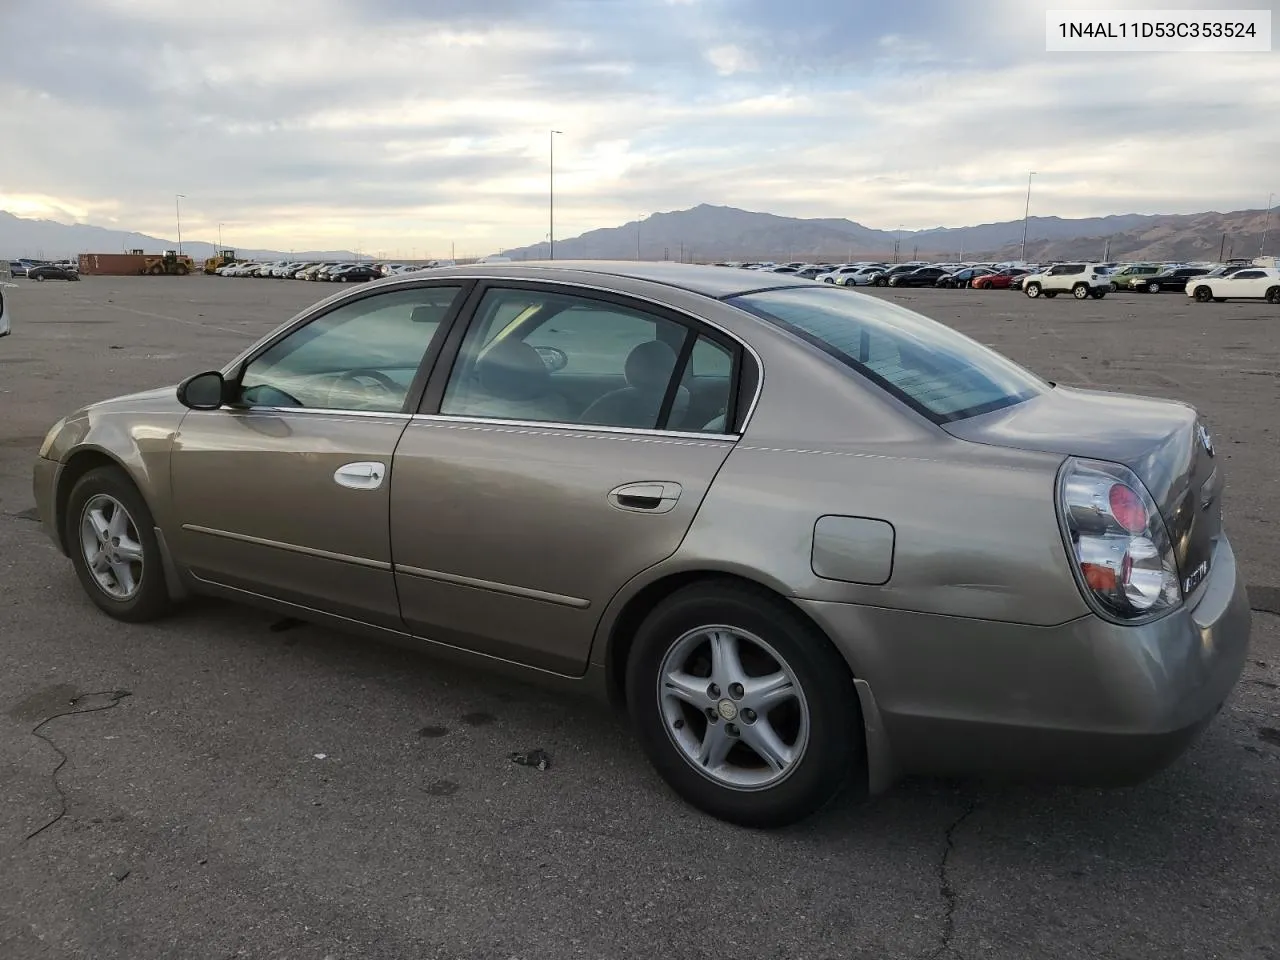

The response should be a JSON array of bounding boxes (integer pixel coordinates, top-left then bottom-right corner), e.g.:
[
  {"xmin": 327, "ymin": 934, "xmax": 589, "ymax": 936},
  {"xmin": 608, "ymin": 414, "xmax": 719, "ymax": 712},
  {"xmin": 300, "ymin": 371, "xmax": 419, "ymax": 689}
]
[
  {"xmin": 930, "ymin": 798, "xmax": 980, "ymax": 960},
  {"xmin": 24, "ymin": 689, "xmax": 132, "ymax": 842}
]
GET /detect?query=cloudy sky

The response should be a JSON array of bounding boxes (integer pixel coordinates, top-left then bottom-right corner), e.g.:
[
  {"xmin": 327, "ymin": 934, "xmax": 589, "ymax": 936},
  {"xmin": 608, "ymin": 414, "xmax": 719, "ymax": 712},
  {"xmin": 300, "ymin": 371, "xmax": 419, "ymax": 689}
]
[{"xmin": 2, "ymin": 0, "xmax": 1276, "ymax": 256}]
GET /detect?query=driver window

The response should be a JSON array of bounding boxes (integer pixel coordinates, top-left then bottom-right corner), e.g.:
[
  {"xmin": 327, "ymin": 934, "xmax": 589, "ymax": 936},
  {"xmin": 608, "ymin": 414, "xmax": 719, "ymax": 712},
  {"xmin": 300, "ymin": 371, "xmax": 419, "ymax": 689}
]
[{"xmin": 239, "ymin": 287, "xmax": 461, "ymax": 411}]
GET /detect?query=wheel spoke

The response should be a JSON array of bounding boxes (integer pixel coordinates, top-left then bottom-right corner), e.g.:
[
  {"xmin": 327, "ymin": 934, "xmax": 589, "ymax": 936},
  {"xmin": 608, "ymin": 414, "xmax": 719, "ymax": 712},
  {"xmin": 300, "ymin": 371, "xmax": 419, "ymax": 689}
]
[
  {"xmin": 108, "ymin": 559, "xmax": 137, "ymax": 595},
  {"xmin": 91, "ymin": 550, "xmax": 111, "ymax": 574},
  {"xmin": 87, "ymin": 508, "xmax": 111, "ymax": 543},
  {"xmin": 697, "ymin": 719, "xmax": 734, "ymax": 769},
  {"xmin": 707, "ymin": 631, "xmax": 748, "ymax": 689},
  {"xmin": 106, "ymin": 504, "xmax": 129, "ymax": 539},
  {"xmin": 114, "ymin": 536, "xmax": 143, "ymax": 563},
  {"xmin": 738, "ymin": 717, "xmax": 793, "ymax": 773},
  {"xmin": 662, "ymin": 670, "xmax": 712, "ymax": 708},
  {"xmin": 742, "ymin": 671, "xmax": 795, "ymax": 713}
]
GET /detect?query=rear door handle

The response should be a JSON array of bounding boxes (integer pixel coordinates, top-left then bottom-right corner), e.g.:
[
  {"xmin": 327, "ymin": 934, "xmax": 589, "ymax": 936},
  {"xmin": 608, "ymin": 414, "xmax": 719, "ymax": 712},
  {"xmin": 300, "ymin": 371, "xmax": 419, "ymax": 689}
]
[
  {"xmin": 334, "ymin": 461, "xmax": 386, "ymax": 490},
  {"xmin": 608, "ymin": 481, "xmax": 682, "ymax": 514}
]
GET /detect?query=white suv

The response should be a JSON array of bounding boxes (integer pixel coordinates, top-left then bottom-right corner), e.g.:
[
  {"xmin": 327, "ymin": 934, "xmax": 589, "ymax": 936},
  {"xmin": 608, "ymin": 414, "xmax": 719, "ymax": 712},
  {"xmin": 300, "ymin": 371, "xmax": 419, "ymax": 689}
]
[{"xmin": 1022, "ymin": 263, "xmax": 1112, "ymax": 300}]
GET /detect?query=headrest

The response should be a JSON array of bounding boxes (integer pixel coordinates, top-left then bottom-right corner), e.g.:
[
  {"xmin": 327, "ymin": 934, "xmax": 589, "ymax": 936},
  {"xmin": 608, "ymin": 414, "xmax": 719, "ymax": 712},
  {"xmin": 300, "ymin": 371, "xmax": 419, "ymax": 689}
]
[
  {"xmin": 625, "ymin": 340, "xmax": 678, "ymax": 393},
  {"xmin": 410, "ymin": 304, "xmax": 445, "ymax": 324},
  {"xmin": 476, "ymin": 339, "xmax": 550, "ymax": 401}
]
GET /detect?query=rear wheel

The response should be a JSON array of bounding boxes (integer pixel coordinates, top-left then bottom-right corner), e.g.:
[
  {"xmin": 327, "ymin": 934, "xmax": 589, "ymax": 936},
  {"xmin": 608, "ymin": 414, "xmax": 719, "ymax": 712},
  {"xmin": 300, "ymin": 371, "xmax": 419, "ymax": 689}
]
[
  {"xmin": 1092, "ymin": 289, "xmax": 1107, "ymax": 299},
  {"xmin": 1025, "ymin": 282, "xmax": 1041, "ymax": 298},
  {"xmin": 64, "ymin": 467, "xmax": 172, "ymax": 623},
  {"xmin": 1147, "ymin": 282, "xmax": 1161, "ymax": 293},
  {"xmin": 626, "ymin": 582, "xmax": 863, "ymax": 828},
  {"xmin": 1072, "ymin": 283, "xmax": 1090, "ymax": 300},
  {"xmin": 1266, "ymin": 286, "xmax": 1280, "ymax": 304}
]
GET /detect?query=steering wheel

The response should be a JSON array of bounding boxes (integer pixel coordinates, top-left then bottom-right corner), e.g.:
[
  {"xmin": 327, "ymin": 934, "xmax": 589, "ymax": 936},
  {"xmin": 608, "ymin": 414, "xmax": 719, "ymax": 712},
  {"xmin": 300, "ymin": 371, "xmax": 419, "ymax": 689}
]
[{"xmin": 327, "ymin": 368, "xmax": 401, "ymax": 409}]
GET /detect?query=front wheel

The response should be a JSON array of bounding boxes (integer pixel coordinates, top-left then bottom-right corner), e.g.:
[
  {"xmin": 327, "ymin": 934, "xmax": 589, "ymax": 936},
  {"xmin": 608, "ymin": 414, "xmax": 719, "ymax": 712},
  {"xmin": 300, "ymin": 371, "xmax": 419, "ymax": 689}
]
[
  {"xmin": 626, "ymin": 582, "xmax": 863, "ymax": 828},
  {"xmin": 65, "ymin": 466, "xmax": 172, "ymax": 622},
  {"xmin": 1194, "ymin": 286, "xmax": 1213, "ymax": 302},
  {"xmin": 1043, "ymin": 291, "xmax": 1058, "ymax": 298},
  {"xmin": 1110, "ymin": 282, "xmax": 1120, "ymax": 292},
  {"xmin": 1147, "ymin": 282, "xmax": 1160, "ymax": 294},
  {"xmin": 1025, "ymin": 282, "xmax": 1041, "ymax": 298}
]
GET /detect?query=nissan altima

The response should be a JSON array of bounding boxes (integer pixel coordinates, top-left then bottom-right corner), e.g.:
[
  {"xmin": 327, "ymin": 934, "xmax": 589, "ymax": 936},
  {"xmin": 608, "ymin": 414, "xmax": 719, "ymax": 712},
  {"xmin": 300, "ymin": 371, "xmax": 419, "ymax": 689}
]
[{"xmin": 32, "ymin": 262, "xmax": 1251, "ymax": 827}]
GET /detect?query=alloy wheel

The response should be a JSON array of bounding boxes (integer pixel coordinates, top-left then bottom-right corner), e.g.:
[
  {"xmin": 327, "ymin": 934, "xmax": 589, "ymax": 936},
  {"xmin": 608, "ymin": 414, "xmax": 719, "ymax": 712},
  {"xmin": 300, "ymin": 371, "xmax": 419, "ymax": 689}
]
[
  {"xmin": 657, "ymin": 625, "xmax": 810, "ymax": 791},
  {"xmin": 78, "ymin": 494, "xmax": 144, "ymax": 600}
]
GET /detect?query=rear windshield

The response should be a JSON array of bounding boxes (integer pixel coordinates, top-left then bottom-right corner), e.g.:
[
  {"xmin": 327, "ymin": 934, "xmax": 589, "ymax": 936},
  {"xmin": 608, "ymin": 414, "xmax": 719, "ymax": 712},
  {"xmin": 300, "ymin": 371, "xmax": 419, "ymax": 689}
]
[{"xmin": 727, "ymin": 286, "xmax": 1047, "ymax": 423}]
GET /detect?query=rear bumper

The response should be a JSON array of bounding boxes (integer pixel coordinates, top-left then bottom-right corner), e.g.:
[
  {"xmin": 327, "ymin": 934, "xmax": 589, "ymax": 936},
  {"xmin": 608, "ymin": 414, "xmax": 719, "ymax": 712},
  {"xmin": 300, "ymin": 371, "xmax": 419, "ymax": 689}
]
[{"xmin": 796, "ymin": 536, "xmax": 1251, "ymax": 789}]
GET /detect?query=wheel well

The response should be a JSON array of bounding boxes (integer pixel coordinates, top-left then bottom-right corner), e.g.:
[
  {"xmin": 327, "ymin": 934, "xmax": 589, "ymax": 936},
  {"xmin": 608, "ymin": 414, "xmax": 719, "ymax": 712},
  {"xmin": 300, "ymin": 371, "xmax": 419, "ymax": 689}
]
[
  {"xmin": 603, "ymin": 571, "xmax": 854, "ymax": 708},
  {"xmin": 54, "ymin": 450, "xmax": 128, "ymax": 552}
]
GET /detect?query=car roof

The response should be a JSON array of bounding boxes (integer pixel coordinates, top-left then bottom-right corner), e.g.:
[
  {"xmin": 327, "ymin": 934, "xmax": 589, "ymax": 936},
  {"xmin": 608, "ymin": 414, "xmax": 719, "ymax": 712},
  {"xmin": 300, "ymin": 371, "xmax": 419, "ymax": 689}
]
[{"xmin": 397, "ymin": 260, "xmax": 818, "ymax": 300}]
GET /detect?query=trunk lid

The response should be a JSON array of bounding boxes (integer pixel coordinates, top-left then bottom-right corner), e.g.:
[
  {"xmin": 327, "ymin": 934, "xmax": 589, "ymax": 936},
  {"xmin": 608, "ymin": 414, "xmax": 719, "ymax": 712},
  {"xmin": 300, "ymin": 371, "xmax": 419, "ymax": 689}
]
[{"xmin": 944, "ymin": 385, "xmax": 1221, "ymax": 596}]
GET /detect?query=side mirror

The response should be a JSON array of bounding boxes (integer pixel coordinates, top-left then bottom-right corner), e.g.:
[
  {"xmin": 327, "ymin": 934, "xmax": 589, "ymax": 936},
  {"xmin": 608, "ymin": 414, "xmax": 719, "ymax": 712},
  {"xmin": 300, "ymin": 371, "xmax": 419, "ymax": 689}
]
[{"xmin": 176, "ymin": 370, "xmax": 228, "ymax": 410}]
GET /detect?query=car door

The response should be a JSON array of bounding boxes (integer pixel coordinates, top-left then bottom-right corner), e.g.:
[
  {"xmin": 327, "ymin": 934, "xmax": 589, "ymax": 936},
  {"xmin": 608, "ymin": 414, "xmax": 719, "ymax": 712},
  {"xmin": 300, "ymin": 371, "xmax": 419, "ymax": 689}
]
[
  {"xmin": 1226, "ymin": 269, "xmax": 1267, "ymax": 297},
  {"xmin": 389, "ymin": 281, "xmax": 745, "ymax": 674},
  {"xmin": 169, "ymin": 283, "xmax": 468, "ymax": 627}
]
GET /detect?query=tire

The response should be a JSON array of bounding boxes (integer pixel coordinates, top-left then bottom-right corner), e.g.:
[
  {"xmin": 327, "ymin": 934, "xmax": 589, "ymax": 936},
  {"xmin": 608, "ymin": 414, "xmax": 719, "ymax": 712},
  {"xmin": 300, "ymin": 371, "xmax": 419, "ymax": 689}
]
[
  {"xmin": 1025, "ymin": 282, "xmax": 1041, "ymax": 298},
  {"xmin": 1195, "ymin": 286, "xmax": 1213, "ymax": 302},
  {"xmin": 1266, "ymin": 287, "xmax": 1280, "ymax": 304},
  {"xmin": 625, "ymin": 581, "xmax": 863, "ymax": 828},
  {"xmin": 35, "ymin": 275, "xmax": 45, "ymax": 282},
  {"xmin": 1072, "ymin": 283, "xmax": 1090, "ymax": 300},
  {"xmin": 1043, "ymin": 291, "xmax": 1058, "ymax": 298},
  {"xmin": 176, "ymin": 265, "xmax": 189, "ymax": 276},
  {"xmin": 1147, "ymin": 282, "xmax": 1160, "ymax": 294},
  {"xmin": 64, "ymin": 466, "xmax": 172, "ymax": 623},
  {"xmin": 1110, "ymin": 282, "xmax": 1119, "ymax": 292},
  {"xmin": 1092, "ymin": 289, "xmax": 1107, "ymax": 299},
  {"xmin": 1213, "ymin": 298, "xmax": 1226, "ymax": 303}
]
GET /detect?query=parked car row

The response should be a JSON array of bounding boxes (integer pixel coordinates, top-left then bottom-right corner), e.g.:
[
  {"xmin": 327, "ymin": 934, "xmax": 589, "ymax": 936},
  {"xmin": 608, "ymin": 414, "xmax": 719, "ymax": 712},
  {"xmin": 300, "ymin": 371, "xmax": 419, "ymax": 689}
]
[
  {"xmin": 7, "ymin": 258, "xmax": 80, "ymax": 280},
  {"xmin": 712, "ymin": 257, "xmax": 1280, "ymax": 304},
  {"xmin": 215, "ymin": 259, "xmax": 457, "ymax": 282}
]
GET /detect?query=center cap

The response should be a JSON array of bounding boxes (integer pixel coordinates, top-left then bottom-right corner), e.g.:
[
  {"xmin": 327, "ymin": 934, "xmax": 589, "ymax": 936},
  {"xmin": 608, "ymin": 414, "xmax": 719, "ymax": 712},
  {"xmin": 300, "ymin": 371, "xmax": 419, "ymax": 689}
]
[{"xmin": 716, "ymin": 699, "xmax": 738, "ymax": 721}]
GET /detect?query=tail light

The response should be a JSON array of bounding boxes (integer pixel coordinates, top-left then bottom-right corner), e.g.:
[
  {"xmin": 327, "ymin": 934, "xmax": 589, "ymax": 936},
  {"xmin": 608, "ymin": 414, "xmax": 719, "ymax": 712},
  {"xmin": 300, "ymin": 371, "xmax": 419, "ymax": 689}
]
[{"xmin": 1057, "ymin": 457, "xmax": 1181, "ymax": 622}]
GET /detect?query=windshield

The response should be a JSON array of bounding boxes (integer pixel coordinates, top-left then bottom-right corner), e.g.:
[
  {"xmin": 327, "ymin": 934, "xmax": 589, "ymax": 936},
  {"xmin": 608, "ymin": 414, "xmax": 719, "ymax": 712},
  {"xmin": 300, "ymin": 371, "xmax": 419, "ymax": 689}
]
[{"xmin": 727, "ymin": 286, "xmax": 1047, "ymax": 423}]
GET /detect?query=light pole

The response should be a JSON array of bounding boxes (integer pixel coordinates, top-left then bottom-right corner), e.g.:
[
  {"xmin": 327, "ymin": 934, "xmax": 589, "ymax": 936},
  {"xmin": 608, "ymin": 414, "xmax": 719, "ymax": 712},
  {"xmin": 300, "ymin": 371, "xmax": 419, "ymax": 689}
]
[
  {"xmin": 1261, "ymin": 192, "xmax": 1274, "ymax": 257},
  {"xmin": 175, "ymin": 194, "xmax": 186, "ymax": 255},
  {"xmin": 218, "ymin": 222, "xmax": 224, "ymax": 250},
  {"xmin": 549, "ymin": 129, "xmax": 563, "ymax": 259},
  {"xmin": 1019, "ymin": 171, "xmax": 1036, "ymax": 262}
]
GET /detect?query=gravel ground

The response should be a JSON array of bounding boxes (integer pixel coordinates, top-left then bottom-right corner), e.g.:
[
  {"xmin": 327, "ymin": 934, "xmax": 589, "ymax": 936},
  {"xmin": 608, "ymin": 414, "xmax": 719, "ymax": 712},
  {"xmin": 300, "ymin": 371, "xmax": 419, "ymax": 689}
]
[{"xmin": 1, "ymin": 275, "xmax": 1276, "ymax": 960}]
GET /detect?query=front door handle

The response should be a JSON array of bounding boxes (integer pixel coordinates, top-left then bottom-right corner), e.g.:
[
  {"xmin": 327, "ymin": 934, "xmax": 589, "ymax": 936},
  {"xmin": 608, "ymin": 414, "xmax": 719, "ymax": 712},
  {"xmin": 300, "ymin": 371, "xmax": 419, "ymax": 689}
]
[
  {"xmin": 334, "ymin": 461, "xmax": 386, "ymax": 490},
  {"xmin": 608, "ymin": 481, "xmax": 682, "ymax": 514}
]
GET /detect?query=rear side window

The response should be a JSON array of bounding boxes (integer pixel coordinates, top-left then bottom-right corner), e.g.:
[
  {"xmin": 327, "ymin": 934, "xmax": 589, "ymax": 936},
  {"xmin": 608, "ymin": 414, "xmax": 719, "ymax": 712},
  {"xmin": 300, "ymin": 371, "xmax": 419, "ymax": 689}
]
[{"xmin": 727, "ymin": 287, "xmax": 1047, "ymax": 424}]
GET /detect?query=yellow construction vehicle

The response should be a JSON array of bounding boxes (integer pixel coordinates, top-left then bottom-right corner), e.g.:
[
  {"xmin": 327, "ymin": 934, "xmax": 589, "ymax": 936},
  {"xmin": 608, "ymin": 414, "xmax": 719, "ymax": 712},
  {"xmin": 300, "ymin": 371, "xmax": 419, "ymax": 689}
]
[
  {"xmin": 142, "ymin": 250, "xmax": 195, "ymax": 276},
  {"xmin": 203, "ymin": 249, "xmax": 238, "ymax": 274}
]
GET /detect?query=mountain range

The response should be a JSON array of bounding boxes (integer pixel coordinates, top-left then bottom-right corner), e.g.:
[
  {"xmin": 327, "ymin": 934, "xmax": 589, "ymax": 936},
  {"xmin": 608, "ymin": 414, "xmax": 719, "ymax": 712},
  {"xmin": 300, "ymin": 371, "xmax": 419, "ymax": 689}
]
[
  {"xmin": 500, "ymin": 203, "xmax": 1276, "ymax": 264},
  {"xmin": 3, "ymin": 203, "xmax": 1274, "ymax": 266},
  {"xmin": 0, "ymin": 211, "xmax": 356, "ymax": 262}
]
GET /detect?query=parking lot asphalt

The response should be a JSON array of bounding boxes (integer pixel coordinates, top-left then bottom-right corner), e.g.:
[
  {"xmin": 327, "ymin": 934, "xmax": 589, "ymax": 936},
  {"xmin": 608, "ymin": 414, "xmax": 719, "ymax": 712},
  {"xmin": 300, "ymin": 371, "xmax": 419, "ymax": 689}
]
[{"xmin": 1, "ymin": 276, "xmax": 1277, "ymax": 960}]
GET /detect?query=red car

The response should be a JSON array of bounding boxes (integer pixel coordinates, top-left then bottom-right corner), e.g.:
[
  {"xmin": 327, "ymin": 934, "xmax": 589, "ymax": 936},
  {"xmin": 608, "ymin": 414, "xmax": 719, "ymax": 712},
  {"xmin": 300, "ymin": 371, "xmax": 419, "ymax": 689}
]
[{"xmin": 971, "ymin": 268, "xmax": 1030, "ymax": 290}]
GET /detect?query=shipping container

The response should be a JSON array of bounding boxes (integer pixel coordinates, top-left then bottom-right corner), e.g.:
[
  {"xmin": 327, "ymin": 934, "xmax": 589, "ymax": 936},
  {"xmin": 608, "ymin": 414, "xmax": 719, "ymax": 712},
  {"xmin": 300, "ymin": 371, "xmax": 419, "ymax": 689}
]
[{"xmin": 78, "ymin": 253, "xmax": 149, "ymax": 276}]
